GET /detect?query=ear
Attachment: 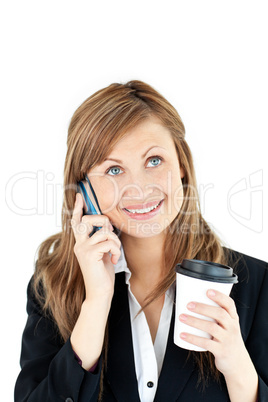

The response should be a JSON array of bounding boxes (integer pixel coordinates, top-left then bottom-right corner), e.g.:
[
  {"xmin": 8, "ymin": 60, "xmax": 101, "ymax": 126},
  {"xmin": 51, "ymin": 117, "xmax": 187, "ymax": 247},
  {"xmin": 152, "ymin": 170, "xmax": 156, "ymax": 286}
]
[{"xmin": 180, "ymin": 166, "xmax": 185, "ymax": 179}]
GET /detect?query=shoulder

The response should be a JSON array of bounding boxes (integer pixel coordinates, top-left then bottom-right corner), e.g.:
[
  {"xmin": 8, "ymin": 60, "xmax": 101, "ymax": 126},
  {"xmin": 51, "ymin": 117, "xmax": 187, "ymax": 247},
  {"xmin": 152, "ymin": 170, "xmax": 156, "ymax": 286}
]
[
  {"xmin": 224, "ymin": 248, "xmax": 268, "ymax": 329},
  {"xmin": 223, "ymin": 247, "xmax": 268, "ymax": 285},
  {"xmin": 25, "ymin": 274, "xmax": 55, "ymax": 324}
]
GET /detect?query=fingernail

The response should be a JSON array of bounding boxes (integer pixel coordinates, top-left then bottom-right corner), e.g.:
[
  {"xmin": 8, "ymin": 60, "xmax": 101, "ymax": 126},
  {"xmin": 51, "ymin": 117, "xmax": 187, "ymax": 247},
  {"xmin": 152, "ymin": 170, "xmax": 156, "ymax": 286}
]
[
  {"xmin": 208, "ymin": 290, "xmax": 216, "ymax": 297},
  {"xmin": 179, "ymin": 314, "xmax": 187, "ymax": 321},
  {"xmin": 180, "ymin": 333, "xmax": 187, "ymax": 339},
  {"xmin": 187, "ymin": 302, "xmax": 195, "ymax": 310}
]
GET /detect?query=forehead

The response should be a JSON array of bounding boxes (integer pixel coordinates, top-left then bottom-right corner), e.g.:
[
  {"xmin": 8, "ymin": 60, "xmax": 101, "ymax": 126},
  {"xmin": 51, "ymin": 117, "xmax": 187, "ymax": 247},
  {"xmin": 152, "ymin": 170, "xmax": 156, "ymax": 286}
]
[{"xmin": 110, "ymin": 116, "xmax": 175, "ymax": 152}]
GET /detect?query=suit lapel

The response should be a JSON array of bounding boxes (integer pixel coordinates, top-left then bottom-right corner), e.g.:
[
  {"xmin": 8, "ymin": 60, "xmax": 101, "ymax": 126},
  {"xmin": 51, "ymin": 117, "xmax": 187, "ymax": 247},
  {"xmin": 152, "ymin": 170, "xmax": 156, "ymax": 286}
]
[
  {"xmin": 106, "ymin": 272, "xmax": 140, "ymax": 401},
  {"xmin": 107, "ymin": 273, "xmax": 195, "ymax": 402},
  {"xmin": 154, "ymin": 307, "xmax": 195, "ymax": 401}
]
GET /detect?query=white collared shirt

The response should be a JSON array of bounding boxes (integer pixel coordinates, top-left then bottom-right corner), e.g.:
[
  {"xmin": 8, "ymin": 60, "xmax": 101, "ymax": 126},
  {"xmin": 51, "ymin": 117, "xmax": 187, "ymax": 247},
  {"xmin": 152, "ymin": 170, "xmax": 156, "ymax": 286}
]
[{"xmin": 114, "ymin": 246, "xmax": 175, "ymax": 402}]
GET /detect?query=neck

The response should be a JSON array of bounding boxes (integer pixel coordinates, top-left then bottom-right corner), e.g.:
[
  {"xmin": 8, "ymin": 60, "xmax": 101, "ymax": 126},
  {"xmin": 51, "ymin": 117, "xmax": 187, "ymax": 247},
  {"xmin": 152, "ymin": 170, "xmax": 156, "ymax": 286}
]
[{"xmin": 120, "ymin": 232, "xmax": 166, "ymax": 287}]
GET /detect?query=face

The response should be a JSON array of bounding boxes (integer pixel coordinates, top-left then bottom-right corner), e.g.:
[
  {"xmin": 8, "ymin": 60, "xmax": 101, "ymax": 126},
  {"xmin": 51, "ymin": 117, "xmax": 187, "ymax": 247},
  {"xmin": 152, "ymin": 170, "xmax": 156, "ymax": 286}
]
[{"xmin": 88, "ymin": 116, "xmax": 185, "ymax": 239}]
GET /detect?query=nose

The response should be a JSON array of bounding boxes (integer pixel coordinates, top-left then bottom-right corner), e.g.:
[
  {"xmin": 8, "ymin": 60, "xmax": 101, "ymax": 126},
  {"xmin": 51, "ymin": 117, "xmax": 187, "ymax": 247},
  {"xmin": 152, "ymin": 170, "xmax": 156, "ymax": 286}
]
[
  {"xmin": 120, "ymin": 173, "xmax": 160, "ymax": 203},
  {"xmin": 121, "ymin": 183, "xmax": 153, "ymax": 202}
]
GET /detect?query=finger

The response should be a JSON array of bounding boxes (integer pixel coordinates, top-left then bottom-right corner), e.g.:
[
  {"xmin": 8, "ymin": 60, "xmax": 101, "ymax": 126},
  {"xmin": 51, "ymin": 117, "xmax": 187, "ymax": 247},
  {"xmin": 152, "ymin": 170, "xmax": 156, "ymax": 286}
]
[
  {"xmin": 71, "ymin": 193, "xmax": 84, "ymax": 241},
  {"xmin": 179, "ymin": 314, "xmax": 223, "ymax": 341},
  {"xmin": 79, "ymin": 217, "xmax": 115, "ymax": 242},
  {"xmin": 207, "ymin": 290, "xmax": 238, "ymax": 319},
  {"xmin": 187, "ymin": 302, "xmax": 229, "ymax": 327},
  {"xmin": 71, "ymin": 193, "xmax": 83, "ymax": 223},
  {"xmin": 81, "ymin": 214, "xmax": 112, "ymax": 230},
  {"xmin": 72, "ymin": 219, "xmax": 94, "ymax": 242},
  {"xmin": 187, "ymin": 302, "xmax": 233, "ymax": 330},
  {"xmin": 94, "ymin": 240, "xmax": 121, "ymax": 264},
  {"xmin": 179, "ymin": 332, "xmax": 216, "ymax": 354},
  {"xmin": 103, "ymin": 250, "xmax": 120, "ymax": 266},
  {"xmin": 89, "ymin": 227, "xmax": 121, "ymax": 249},
  {"xmin": 72, "ymin": 204, "xmax": 113, "ymax": 242}
]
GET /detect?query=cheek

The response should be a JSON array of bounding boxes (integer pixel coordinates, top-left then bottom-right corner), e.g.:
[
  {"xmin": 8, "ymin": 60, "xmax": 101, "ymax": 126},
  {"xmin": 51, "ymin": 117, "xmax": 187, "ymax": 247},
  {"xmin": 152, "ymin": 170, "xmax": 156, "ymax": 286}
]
[{"xmin": 91, "ymin": 176, "xmax": 120, "ymax": 214}]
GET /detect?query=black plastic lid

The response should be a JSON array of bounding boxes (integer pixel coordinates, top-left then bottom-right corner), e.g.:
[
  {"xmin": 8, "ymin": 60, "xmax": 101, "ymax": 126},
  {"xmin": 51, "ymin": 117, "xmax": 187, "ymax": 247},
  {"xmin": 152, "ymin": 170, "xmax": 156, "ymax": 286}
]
[{"xmin": 175, "ymin": 259, "xmax": 238, "ymax": 284}]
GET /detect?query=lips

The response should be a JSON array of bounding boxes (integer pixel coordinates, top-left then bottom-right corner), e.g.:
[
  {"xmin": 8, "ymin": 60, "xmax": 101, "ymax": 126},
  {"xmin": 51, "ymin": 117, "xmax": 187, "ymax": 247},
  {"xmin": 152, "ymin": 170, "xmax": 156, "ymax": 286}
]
[{"xmin": 122, "ymin": 199, "xmax": 164, "ymax": 220}]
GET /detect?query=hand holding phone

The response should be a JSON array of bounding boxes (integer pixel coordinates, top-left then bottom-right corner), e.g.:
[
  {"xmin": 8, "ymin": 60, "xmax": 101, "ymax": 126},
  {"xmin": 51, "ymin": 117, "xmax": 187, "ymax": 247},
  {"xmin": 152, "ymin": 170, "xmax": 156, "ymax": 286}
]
[{"xmin": 71, "ymin": 177, "xmax": 121, "ymax": 300}]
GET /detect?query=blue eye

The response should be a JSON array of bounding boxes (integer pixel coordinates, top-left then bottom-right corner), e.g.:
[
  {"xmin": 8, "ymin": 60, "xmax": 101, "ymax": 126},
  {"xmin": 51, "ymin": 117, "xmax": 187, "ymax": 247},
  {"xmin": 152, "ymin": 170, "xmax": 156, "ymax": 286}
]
[
  {"xmin": 147, "ymin": 156, "xmax": 162, "ymax": 167},
  {"xmin": 106, "ymin": 166, "xmax": 123, "ymax": 176}
]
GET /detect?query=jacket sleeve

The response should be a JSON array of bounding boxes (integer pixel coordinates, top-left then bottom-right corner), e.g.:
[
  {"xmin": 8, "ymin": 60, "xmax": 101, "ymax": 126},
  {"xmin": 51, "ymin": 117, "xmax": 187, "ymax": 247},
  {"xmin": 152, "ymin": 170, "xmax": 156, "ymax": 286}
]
[
  {"xmin": 14, "ymin": 278, "xmax": 102, "ymax": 402},
  {"xmin": 244, "ymin": 263, "xmax": 268, "ymax": 401}
]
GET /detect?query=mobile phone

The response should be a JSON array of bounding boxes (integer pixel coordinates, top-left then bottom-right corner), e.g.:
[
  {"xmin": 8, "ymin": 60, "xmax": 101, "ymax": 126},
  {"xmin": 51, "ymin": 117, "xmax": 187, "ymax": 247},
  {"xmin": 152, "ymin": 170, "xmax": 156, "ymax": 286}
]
[{"xmin": 77, "ymin": 175, "xmax": 102, "ymax": 236}]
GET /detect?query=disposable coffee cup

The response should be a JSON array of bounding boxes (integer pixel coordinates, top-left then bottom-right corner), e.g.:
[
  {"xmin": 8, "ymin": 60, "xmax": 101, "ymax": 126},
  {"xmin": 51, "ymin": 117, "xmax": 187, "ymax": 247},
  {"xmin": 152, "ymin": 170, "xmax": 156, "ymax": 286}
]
[{"xmin": 174, "ymin": 259, "xmax": 238, "ymax": 352}]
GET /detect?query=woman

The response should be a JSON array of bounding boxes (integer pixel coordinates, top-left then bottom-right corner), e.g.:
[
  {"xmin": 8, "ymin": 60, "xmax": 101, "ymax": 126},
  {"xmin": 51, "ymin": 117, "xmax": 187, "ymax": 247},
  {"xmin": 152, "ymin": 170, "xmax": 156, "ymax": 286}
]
[{"xmin": 15, "ymin": 80, "xmax": 268, "ymax": 401}]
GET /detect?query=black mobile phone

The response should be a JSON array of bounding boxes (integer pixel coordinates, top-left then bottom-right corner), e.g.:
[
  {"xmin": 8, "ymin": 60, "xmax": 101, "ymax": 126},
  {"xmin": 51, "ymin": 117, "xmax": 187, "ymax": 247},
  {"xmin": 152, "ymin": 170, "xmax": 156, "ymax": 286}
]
[{"xmin": 77, "ymin": 175, "xmax": 102, "ymax": 236}]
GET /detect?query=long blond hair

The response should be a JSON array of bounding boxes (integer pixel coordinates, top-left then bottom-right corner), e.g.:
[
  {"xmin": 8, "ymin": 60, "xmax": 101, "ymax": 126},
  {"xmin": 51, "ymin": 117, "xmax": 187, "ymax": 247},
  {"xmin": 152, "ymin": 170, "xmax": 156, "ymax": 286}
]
[{"xmin": 33, "ymin": 80, "xmax": 240, "ymax": 393}]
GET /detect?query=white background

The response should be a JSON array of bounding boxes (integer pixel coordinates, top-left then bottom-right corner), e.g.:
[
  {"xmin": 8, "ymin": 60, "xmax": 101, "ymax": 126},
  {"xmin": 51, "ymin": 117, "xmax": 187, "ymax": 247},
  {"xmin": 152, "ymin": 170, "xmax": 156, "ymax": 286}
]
[{"xmin": 1, "ymin": 1, "xmax": 267, "ymax": 400}]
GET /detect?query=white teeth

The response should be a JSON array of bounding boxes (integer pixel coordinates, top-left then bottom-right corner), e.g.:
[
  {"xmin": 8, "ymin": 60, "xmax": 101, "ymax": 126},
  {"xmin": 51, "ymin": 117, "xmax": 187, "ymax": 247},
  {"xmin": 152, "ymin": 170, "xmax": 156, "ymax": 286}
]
[{"xmin": 126, "ymin": 200, "xmax": 161, "ymax": 214}]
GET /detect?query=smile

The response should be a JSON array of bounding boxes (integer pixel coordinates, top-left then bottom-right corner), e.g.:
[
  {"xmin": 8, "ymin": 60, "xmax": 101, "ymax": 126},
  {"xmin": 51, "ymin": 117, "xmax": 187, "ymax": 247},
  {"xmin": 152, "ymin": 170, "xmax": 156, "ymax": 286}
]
[
  {"xmin": 122, "ymin": 199, "xmax": 164, "ymax": 220},
  {"xmin": 125, "ymin": 200, "xmax": 162, "ymax": 214}
]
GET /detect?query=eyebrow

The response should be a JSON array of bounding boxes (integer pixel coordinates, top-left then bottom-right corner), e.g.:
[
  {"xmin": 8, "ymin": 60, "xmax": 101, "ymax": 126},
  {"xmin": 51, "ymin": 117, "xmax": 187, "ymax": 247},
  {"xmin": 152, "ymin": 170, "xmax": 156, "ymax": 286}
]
[{"xmin": 103, "ymin": 146, "xmax": 166, "ymax": 164}]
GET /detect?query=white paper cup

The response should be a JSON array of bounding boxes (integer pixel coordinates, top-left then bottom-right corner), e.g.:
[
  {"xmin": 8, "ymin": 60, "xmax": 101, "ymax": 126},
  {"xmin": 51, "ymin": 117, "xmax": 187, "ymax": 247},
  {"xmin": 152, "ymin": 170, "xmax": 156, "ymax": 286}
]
[{"xmin": 174, "ymin": 259, "xmax": 238, "ymax": 352}]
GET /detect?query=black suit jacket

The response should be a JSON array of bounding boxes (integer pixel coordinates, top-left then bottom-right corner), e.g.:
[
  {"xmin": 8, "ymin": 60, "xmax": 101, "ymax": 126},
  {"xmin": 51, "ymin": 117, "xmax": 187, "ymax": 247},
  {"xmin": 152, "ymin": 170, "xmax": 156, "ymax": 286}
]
[{"xmin": 15, "ymin": 249, "xmax": 268, "ymax": 401}]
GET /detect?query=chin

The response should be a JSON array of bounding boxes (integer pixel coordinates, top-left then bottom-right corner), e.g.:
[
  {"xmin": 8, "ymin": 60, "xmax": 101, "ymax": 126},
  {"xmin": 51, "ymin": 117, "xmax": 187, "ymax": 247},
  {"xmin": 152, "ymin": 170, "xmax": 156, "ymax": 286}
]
[{"xmin": 119, "ymin": 220, "xmax": 168, "ymax": 239}]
